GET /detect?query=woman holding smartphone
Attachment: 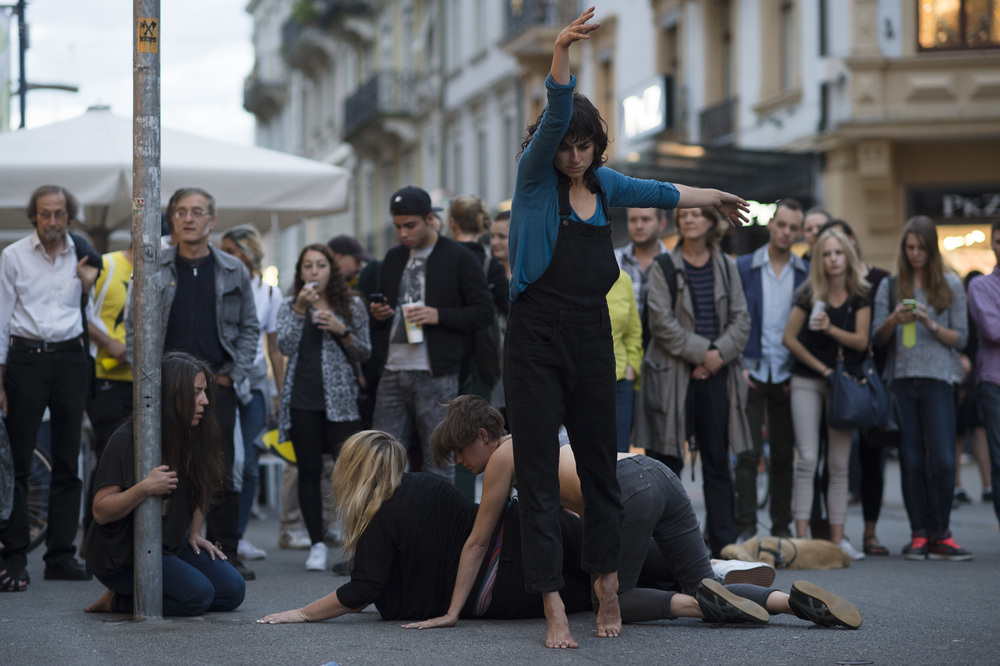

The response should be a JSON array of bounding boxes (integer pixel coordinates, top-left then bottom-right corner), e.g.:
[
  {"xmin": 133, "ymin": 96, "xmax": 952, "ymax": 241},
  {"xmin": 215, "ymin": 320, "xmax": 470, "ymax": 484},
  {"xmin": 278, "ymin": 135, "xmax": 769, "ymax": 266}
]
[
  {"xmin": 782, "ymin": 228, "xmax": 870, "ymax": 559},
  {"xmin": 276, "ymin": 244, "xmax": 371, "ymax": 571},
  {"xmin": 873, "ymin": 216, "xmax": 970, "ymax": 561}
]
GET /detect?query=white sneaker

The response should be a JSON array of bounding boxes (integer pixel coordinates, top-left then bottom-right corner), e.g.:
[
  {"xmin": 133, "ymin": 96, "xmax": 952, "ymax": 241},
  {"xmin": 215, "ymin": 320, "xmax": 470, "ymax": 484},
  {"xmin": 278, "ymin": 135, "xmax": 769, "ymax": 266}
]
[
  {"xmin": 839, "ymin": 538, "xmax": 865, "ymax": 561},
  {"xmin": 711, "ymin": 559, "xmax": 776, "ymax": 587},
  {"xmin": 278, "ymin": 529, "xmax": 312, "ymax": 550},
  {"xmin": 237, "ymin": 538, "xmax": 267, "ymax": 561},
  {"xmin": 305, "ymin": 542, "xmax": 329, "ymax": 571}
]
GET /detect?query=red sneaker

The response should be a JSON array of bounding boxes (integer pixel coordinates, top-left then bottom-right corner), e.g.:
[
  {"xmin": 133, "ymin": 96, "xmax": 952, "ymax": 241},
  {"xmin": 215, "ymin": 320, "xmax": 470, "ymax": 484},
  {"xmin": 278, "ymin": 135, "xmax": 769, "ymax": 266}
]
[{"xmin": 928, "ymin": 534, "xmax": 972, "ymax": 561}]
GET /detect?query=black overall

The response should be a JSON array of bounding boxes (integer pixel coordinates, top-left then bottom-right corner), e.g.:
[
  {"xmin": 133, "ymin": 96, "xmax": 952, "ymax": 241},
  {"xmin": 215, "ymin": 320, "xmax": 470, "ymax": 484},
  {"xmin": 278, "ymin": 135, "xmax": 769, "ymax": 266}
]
[{"xmin": 504, "ymin": 184, "xmax": 624, "ymax": 593}]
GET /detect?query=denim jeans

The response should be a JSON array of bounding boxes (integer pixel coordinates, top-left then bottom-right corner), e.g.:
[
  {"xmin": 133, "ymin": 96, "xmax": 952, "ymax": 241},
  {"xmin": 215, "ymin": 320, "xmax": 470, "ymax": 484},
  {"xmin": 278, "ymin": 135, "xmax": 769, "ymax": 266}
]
[
  {"xmin": 978, "ymin": 381, "xmax": 1000, "ymax": 524},
  {"xmin": 615, "ymin": 379, "xmax": 634, "ymax": 453},
  {"xmin": 893, "ymin": 378, "xmax": 957, "ymax": 537},
  {"xmin": 96, "ymin": 542, "xmax": 246, "ymax": 616},
  {"xmin": 237, "ymin": 390, "xmax": 267, "ymax": 536}
]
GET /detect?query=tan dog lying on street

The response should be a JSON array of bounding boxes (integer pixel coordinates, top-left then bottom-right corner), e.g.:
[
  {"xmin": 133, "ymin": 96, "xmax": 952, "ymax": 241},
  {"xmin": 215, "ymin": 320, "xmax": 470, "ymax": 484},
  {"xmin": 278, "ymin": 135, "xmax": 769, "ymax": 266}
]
[{"xmin": 721, "ymin": 536, "xmax": 851, "ymax": 571}]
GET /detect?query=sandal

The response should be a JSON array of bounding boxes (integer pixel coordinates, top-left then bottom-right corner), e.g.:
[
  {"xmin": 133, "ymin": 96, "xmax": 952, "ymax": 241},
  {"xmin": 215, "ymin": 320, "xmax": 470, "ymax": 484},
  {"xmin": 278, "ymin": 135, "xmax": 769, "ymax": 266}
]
[
  {"xmin": 0, "ymin": 567, "xmax": 28, "ymax": 592},
  {"xmin": 863, "ymin": 535, "xmax": 889, "ymax": 556}
]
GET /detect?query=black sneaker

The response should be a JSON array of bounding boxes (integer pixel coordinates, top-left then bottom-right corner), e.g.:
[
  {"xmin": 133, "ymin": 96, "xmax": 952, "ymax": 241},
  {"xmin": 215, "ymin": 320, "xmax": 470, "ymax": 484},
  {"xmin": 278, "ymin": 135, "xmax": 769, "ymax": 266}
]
[
  {"xmin": 788, "ymin": 580, "xmax": 862, "ymax": 629},
  {"xmin": 954, "ymin": 488, "xmax": 972, "ymax": 504},
  {"xmin": 984, "ymin": 489, "xmax": 993, "ymax": 502},
  {"xmin": 331, "ymin": 560, "xmax": 353, "ymax": 577},
  {"xmin": 902, "ymin": 534, "xmax": 929, "ymax": 561},
  {"xmin": 232, "ymin": 560, "xmax": 256, "ymax": 580},
  {"xmin": 43, "ymin": 559, "xmax": 92, "ymax": 581},
  {"xmin": 927, "ymin": 534, "xmax": 972, "ymax": 562},
  {"xmin": 695, "ymin": 578, "xmax": 770, "ymax": 624}
]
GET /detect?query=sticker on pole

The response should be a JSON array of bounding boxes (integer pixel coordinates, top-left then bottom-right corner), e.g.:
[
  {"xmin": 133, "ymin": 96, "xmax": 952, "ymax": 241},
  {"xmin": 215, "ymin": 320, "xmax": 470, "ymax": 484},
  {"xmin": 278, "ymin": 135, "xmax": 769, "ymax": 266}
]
[{"xmin": 137, "ymin": 18, "xmax": 159, "ymax": 53}]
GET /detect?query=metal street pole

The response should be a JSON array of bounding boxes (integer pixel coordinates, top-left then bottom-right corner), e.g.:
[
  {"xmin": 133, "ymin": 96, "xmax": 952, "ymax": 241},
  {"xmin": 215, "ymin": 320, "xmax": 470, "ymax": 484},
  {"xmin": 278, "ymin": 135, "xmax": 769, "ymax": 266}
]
[{"xmin": 132, "ymin": 0, "xmax": 162, "ymax": 620}]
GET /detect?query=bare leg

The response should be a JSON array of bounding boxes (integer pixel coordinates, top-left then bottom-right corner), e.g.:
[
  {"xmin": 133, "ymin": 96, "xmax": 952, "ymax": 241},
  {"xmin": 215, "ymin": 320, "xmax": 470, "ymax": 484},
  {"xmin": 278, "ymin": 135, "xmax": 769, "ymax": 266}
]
[
  {"xmin": 671, "ymin": 594, "xmax": 703, "ymax": 618},
  {"xmin": 829, "ymin": 523, "xmax": 845, "ymax": 545},
  {"xmin": 84, "ymin": 589, "xmax": 115, "ymax": 613},
  {"xmin": 795, "ymin": 518, "xmax": 809, "ymax": 538},
  {"xmin": 542, "ymin": 591, "xmax": 578, "ymax": 649},
  {"xmin": 973, "ymin": 427, "xmax": 991, "ymax": 490},
  {"xmin": 594, "ymin": 572, "xmax": 621, "ymax": 638},
  {"xmin": 766, "ymin": 590, "xmax": 792, "ymax": 615}
]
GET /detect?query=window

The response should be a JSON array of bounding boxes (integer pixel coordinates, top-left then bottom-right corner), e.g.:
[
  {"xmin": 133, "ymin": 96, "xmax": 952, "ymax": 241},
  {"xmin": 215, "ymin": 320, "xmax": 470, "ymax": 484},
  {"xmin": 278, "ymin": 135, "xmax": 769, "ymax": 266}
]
[
  {"xmin": 779, "ymin": 1, "xmax": 795, "ymax": 91},
  {"xmin": 918, "ymin": 0, "xmax": 1000, "ymax": 50}
]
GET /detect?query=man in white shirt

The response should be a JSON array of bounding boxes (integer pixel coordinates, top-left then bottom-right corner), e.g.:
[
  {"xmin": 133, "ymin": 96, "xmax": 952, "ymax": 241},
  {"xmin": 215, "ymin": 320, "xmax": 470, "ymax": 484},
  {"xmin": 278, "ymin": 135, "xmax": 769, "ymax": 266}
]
[{"xmin": 0, "ymin": 185, "xmax": 100, "ymax": 589}]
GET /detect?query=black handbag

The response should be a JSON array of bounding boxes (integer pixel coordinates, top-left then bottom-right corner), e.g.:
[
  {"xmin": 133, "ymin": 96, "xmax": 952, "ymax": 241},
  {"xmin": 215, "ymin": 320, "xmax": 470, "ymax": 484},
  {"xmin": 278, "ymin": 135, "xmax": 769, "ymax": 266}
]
[{"xmin": 827, "ymin": 345, "xmax": 890, "ymax": 431}]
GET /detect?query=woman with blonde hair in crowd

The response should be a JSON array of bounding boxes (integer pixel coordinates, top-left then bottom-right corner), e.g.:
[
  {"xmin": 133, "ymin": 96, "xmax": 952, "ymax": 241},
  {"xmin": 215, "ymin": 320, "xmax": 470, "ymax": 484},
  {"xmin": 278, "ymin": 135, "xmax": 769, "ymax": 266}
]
[
  {"xmin": 221, "ymin": 224, "xmax": 285, "ymax": 563},
  {"xmin": 276, "ymin": 244, "xmax": 370, "ymax": 572},
  {"xmin": 782, "ymin": 227, "xmax": 870, "ymax": 560},
  {"xmin": 873, "ymin": 216, "xmax": 970, "ymax": 561}
]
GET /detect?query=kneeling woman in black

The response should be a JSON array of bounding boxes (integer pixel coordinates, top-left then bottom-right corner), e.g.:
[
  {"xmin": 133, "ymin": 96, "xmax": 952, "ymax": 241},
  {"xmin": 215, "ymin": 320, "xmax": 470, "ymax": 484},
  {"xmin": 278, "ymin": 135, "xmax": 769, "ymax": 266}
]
[
  {"xmin": 257, "ymin": 430, "xmax": 593, "ymax": 625},
  {"xmin": 84, "ymin": 352, "xmax": 245, "ymax": 616}
]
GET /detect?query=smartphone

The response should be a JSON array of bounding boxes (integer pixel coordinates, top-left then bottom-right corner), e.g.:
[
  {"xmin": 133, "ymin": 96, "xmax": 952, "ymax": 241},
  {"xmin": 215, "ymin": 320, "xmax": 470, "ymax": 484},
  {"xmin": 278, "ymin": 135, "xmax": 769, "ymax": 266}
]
[
  {"xmin": 902, "ymin": 298, "xmax": 918, "ymax": 310},
  {"xmin": 369, "ymin": 293, "xmax": 388, "ymax": 306}
]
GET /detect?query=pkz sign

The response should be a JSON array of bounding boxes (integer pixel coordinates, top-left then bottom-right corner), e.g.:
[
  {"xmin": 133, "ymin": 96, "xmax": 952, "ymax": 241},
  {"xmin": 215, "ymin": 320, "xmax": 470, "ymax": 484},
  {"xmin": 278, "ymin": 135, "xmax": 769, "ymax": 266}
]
[
  {"xmin": 908, "ymin": 185, "xmax": 1000, "ymax": 223},
  {"xmin": 621, "ymin": 76, "xmax": 673, "ymax": 142}
]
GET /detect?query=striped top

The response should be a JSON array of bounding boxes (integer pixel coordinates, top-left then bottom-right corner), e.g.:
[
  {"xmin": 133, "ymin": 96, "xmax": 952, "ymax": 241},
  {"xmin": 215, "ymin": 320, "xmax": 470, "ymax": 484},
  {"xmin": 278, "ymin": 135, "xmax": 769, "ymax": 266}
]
[{"xmin": 684, "ymin": 258, "xmax": 720, "ymax": 340}]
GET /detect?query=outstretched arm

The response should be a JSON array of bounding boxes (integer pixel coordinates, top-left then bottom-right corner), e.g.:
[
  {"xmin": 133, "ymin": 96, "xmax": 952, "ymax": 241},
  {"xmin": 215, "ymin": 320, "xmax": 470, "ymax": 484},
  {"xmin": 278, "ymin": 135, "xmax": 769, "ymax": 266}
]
[
  {"xmin": 674, "ymin": 184, "xmax": 750, "ymax": 228},
  {"xmin": 551, "ymin": 6, "xmax": 600, "ymax": 85},
  {"xmin": 402, "ymin": 444, "xmax": 517, "ymax": 629},
  {"xmin": 258, "ymin": 590, "xmax": 365, "ymax": 624}
]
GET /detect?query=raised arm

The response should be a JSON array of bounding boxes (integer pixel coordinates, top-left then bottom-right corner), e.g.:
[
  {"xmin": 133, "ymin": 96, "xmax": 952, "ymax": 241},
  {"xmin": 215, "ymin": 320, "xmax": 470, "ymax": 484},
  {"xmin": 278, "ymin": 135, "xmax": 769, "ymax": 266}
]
[
  {"xmin": 401, "ymin": 444, "xmax": 517, "ymax": 629},
  {"xmin": 674, "ymin": 184, "xmax": 750, "ymax": 228},
  {"xmin": 551, "ymin": 7, "xmax": 599, "ymax": 85}
]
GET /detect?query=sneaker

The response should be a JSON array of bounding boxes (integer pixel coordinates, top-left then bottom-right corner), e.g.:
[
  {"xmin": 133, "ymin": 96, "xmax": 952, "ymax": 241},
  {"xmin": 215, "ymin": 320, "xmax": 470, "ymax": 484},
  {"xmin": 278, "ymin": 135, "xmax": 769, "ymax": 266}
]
[
  {"xmin": 954, "ymin": 488, "xmax": 972, "ymax": 504},
  {"xmin": 838, "ymin": 538, "xmax": 865, "ymax": 561},
  {"xmin": 734, "ymin": 528, "xmax": 757, "ymax": 546},
  {"xmin": 279, "ymin": 529, "xmax": 312, "ymax": 550},
  {"xmin": 237, "ymin": 538, "xmax": 267, "ymax": 561},
  {"xmin": 331, "ymin": 560, "xmax": 353, "ymax": 577},
  {"xmin": 927, "ymin": 533, "xmax": 973, "ymax": 561},
  {"xmin": 232, "ymin": 560, "xmax": 256, "ymax": 581},
  {"xmin": 712, "ymin": 560, "xmax": 776, "ymax": 587},
  {"xmin": 323, "ymin": 527, "xmax": 343, "ymax": 547},
  {"xmin": 902, "ymin": 534, "xmax": 929, "ymax": 561},
  {"xmin": 983, "ymin": 488, "xmax": 993, "ymax": 502},
  {"xmin": 788, "ymin": 580, "xmax": 862, "ymax": 629},
  {"xmin": 694, "ymin": 578, "xmax": 770, "ymax": 624},
  {"xmin": 305, "ymin": 542, "xmax": 329, "ymax": 571}
]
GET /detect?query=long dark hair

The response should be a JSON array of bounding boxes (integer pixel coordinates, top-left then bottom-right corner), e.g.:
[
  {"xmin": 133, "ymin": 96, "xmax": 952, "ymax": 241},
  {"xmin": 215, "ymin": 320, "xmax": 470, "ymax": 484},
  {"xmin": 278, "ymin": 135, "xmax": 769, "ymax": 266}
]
[
  {"xmin": 292, "ymin": 243, "xmax": 354, "ymax": 324},
  {"xmin": 161, "ymin": 352, "xmax": 223, "ymax": 512},
  {"xmin": 897, "ymin": 216, "xmax": 952, "ymax": 312},
  {"xmin": 519, "ymin": 92, "xmax": 610, "ymax": 193}
]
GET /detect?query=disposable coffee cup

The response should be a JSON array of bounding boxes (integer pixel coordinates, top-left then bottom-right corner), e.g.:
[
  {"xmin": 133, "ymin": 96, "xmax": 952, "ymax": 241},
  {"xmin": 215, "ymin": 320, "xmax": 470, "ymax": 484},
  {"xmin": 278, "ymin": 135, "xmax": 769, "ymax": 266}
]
[
  {"xmin": 311, "ymin": 309, "xmax": 327, "ymax": 324},
  {"xmin": 809, "ymin": 301, "xmax": 826, "ymax": 330},
  {"xmin": 403, "ymin": 302, "xmax": 424, "ymax": 344}
]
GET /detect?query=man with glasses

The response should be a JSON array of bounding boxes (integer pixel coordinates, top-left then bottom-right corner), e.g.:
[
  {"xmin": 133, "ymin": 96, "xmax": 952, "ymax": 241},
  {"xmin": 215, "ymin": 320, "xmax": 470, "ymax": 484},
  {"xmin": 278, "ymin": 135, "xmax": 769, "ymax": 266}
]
[
  {"xmin": 125, "ymin": 187, "xmax": 259, "ymax": 580},
  {"xmin": 0, "ymin": 185, "xmax": 101, "ymax": 590}
]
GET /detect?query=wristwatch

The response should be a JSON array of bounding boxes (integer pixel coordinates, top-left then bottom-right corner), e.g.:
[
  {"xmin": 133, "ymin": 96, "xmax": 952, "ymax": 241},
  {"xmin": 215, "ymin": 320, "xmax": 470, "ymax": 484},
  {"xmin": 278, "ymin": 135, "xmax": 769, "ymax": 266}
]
[{"xmin": 334, "ymin": 326, "xmax": 353, "ymax": 339}]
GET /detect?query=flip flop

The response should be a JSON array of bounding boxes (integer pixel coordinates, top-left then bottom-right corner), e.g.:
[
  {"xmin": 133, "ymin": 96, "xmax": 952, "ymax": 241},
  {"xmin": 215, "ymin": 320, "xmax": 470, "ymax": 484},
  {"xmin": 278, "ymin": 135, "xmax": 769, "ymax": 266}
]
[{"xmin": 863, "ymin": 536, "xmax": 889, "ymax": 556}]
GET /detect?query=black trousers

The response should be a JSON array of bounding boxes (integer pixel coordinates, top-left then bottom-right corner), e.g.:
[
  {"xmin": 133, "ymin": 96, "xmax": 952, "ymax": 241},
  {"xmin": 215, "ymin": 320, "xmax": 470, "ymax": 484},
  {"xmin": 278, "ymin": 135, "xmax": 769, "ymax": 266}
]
[
  {"xmin": 687, "ymin": 371, "xmax": 736, "ymax": 557},
  {"xmin": 84, "ymin": 379, "xmax": 133, "ymax": 534},
  {"xmin": 1, "ymin": 346, "xmax": 91, "ymax": 568},
  {"xmin": 205, "ymin": 385, "xmax": 239, "ymax": 561}
]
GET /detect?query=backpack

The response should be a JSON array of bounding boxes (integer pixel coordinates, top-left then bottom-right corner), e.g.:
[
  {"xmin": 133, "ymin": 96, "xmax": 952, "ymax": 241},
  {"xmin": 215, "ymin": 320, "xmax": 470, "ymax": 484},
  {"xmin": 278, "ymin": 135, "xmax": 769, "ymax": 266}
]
[
  {"xmin": 472, "ymin": 252, "xmax": 504, "ymax": 383},
  {"xmin": 640, "ymin": 252, "xmax": 678, "ymax": 350}
]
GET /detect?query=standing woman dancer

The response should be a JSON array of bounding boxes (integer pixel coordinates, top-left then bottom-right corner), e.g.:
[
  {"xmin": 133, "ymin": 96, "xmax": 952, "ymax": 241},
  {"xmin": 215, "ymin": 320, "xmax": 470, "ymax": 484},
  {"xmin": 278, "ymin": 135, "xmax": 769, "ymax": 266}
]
[
  {"xmin": 873, "ymin": 216, "xmax": 971, "ymax": 560},
  {"xmin": 277, "ymin": 244, "xmax": 371, "ymax": 571},
  {"xmin": 505, "ymin": 7, "xmax": 748, "ymax": 648}
]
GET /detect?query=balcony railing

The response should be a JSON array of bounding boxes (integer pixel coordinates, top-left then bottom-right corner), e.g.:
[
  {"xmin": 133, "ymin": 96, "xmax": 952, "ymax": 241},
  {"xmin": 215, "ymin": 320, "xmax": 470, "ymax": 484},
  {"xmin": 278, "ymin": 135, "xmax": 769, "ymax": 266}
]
[
  {"xmin": 505, "ymin": 0, "xmax": 580, "ymax": 42},
  {"xmin": 699, "ymin": 97, "xmax": 737, "ymax": 147},
  {"xmin": 243, "ymin": 64, "xmax": 286, "ymax": 120},
  {"xmin": 343, "ymin": 71, "xmax": 415, "ymax": 138}
]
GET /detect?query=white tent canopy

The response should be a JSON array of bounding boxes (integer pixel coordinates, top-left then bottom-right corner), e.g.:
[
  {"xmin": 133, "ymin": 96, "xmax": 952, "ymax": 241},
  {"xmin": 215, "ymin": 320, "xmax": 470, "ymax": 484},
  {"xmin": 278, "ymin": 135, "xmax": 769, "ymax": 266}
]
[{"xmin": 0, "ymin": 106, "xmax": 351, "ymax": 246}]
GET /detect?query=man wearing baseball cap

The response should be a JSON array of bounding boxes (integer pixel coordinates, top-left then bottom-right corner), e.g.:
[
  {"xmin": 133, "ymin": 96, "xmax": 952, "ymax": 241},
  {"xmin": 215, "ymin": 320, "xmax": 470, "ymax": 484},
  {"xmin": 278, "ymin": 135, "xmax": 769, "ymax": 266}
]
[
  {"xmin": 368, "ymin": 186, "xmax": 494, "ymax": 483},
  {"xmin": 328, "ymin": 235, "xmax": 374, "ymax": 283}
]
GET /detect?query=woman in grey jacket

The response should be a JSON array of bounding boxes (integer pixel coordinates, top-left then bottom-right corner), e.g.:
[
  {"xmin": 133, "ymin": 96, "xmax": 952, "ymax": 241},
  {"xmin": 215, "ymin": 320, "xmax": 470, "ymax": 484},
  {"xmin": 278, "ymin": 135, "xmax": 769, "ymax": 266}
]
[
  {"xmin": 277, "ymin": 244, "xmax": 370, "ymax": 572},
  {"xmin": 636, "ymin": 207, "xmax": 751, "ymax": 557}
]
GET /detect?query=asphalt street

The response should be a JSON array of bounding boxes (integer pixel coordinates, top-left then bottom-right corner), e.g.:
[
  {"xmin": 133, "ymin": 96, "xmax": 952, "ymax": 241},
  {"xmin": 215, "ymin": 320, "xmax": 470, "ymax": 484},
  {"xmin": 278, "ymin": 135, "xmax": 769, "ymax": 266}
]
[{"xmin": 2, "ymin": 456, "xmax": 999, "ymax": 665}]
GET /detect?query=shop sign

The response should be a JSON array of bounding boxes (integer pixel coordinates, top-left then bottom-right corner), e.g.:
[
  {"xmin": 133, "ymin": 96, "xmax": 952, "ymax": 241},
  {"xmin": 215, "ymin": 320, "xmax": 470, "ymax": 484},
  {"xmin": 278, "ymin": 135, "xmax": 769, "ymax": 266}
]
[
  {"xmin": 907, "ymin": 185, "xmax": 1000, "ymax": 224},
  {"xmin": 621, "ymin": 76, "xmax": 673, "ymax": 142}
]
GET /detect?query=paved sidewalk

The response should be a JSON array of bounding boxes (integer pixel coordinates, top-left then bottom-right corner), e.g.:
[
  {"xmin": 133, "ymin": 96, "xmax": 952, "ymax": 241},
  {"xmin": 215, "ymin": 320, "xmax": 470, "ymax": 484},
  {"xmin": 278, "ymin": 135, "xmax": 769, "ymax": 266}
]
[{"xmin": 2, "ymin": 458, "xmax": 999, "ymax": 665}]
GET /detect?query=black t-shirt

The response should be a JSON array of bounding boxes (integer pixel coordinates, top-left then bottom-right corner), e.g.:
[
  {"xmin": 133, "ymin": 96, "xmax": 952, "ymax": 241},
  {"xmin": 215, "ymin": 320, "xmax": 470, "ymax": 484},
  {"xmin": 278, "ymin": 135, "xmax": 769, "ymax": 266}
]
[
  {"xmin": 165, "ymin": 252, "xmax": 229, "ymax": 372},
  {"xmin": 84, "ymin": 422, "xmax": 192, "ymax": 579},
  {"xmin": 791, "ymin": 290, "xmax": 870, "ymax": 380},
  {"xmin": 290, "ymin": 311, "xmax": 326, "ymax": 411}
]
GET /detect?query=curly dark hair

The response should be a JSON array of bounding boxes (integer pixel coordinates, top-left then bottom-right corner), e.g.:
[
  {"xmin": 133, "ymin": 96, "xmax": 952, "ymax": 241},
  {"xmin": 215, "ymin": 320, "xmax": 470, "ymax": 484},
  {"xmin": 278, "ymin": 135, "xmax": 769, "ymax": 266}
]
[
  {"xmin": 161, "ymin": 352, "xmax": 223, "ymax": 513},
  {"xmin": 518, "ymin": 92, "xmax": 610, "ymax": 193},
  {"xmin": 292, "ymin": 243, "xmax": 354, "ymax": 325}
]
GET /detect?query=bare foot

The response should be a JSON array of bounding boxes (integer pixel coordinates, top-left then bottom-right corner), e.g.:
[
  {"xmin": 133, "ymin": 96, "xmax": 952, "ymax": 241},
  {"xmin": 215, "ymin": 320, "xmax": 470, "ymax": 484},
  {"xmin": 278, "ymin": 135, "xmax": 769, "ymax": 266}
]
[
  {"xmin": 84, "ymin": 589, "xmax": 115, "ymax": 613},
  {"xmin": 594, "ymin": 572, "xmax": 621, "ymax": 638},
  {"xmin": 542, "ymin": 591, "xmax": 578, "ymax": 649}
]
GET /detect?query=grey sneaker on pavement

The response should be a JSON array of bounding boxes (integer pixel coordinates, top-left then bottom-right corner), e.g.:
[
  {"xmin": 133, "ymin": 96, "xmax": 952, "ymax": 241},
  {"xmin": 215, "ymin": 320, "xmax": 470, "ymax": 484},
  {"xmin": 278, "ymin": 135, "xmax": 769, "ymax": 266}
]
[
  {"xmin": 278, "ymin": 529, "xmax": 312, "ymax": 550},
  {"xmin": 788, "ymin": 580, "xmax": 862, "ymax": 629},
  {"xmin": 695, "ymin": 578, "xmax": 770, "ymax": 624},
  {"xmin": 712, "ymin": 559, "xmax": 776, "ymax": 587}
]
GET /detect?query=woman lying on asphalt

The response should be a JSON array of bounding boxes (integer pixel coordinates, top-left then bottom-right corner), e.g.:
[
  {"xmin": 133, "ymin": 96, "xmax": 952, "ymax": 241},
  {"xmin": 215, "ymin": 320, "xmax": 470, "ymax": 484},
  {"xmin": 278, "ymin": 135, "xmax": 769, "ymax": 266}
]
[
  {"xmin": 402, "ymin": 396, "xmax": 862, "ymax": 636},
  {"xmin": 83, "ymin": 352, "xmax": 245, "ymax": 616}
]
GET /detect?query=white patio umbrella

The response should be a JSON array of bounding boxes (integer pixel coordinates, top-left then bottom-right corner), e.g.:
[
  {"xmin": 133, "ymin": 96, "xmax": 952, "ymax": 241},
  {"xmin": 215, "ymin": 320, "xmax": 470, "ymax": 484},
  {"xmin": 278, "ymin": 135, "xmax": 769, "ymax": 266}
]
[{"xmin": 0, "ymin": 106, "xmax": 351, "ymax": 246}]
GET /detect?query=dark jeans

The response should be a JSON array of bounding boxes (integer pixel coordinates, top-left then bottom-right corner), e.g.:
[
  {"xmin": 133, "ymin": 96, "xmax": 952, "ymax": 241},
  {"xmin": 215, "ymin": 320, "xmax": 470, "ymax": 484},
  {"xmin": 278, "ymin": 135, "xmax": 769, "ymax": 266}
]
[
  {"xmin": 237, "ymin": 389, "xmax": 266, "ymax": 536},
  {"xmin": 1, "ymin": 346, "xmax": 91, "ymax": 569},
  {"xmin": 505, "ymin": 303, "xmax": 622, "ymax": 593},
  {"xmin": 615, "ymin": 379, "xmax": 634, "ymax": 453},
  {"xmin": 289, "ymin": 409, "xmax": 359, "ymax": 544},
  {"xmin": 84, "ymin": 379, "xmax": 133, "ymax": 534},
  {"xmin": 736, "ymin": 379, "xmax": 794, "ymax": 536},
  {"xmin": 893, "ymin": 378, "xmax": 956, "ymax": 537},
  {"xmin": 979, "ymin": 381, "xmax": 1000, "ymax": 524},
  {"xmin": 96, "ymin": 541, "xmax": 245, "ymax": 616},
  {"xmin": 205, "ymin": 385, "xmax": 240, "ymax": 561},
  {"xmin": 858, "ymin": 429, "xmax": 886, "ymax": 524},
  {"xmin": 687, "ymin": 371, "xmax": 735, "ymax": 557}
]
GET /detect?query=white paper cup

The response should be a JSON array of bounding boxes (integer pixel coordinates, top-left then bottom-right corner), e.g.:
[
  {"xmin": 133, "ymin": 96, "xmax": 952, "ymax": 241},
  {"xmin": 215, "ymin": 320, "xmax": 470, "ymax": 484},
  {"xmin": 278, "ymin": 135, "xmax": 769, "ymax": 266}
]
[
  {"xmin": 808, "ymin": 301, "xmax": 826, "ymax": 330},
  {"xmin": 311, "ymin": 309, "xmax": 327, "ymax": 324},
  {"xmin": 402, "ymin": 302, "xmax": 424, "ymax": 344}
]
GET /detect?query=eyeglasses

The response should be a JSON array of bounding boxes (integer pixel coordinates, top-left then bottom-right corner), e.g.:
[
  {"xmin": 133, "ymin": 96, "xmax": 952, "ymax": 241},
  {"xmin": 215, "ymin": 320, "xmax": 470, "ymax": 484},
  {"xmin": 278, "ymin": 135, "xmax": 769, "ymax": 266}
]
[
  {"xmin": 37, "ymin": 210, "xmax": 68, "ymax": 221},
  {"xmin": 172, "ymin": 208, "xmax": 211, "ymax": 220}
]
